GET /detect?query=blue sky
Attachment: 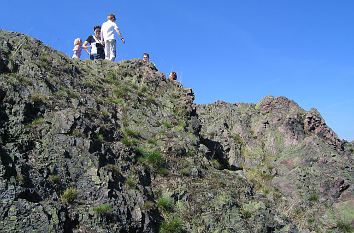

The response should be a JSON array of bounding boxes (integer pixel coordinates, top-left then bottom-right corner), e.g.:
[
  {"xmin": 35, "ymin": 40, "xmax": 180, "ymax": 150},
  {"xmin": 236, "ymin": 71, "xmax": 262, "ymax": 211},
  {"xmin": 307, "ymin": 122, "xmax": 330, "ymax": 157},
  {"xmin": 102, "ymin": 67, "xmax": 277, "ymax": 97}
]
[{"xmin": 1, "ymin": 0, "xmax": 353, "ymax": 141}]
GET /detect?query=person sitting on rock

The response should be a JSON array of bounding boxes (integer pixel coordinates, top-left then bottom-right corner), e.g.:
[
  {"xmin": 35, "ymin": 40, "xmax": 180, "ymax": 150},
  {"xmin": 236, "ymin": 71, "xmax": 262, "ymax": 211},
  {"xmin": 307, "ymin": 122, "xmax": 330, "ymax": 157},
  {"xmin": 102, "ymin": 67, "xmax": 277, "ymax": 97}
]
[
  {"xmin": 83, "ymin": 25, "xmax": 105, "ymax": 60},
  {"xmin": 168, "ymin": 71, "xmax": 177, "ymax": 81},
  {"xmin": 142, "ymin": 53, "xmax": 149, "ymax": 62}
]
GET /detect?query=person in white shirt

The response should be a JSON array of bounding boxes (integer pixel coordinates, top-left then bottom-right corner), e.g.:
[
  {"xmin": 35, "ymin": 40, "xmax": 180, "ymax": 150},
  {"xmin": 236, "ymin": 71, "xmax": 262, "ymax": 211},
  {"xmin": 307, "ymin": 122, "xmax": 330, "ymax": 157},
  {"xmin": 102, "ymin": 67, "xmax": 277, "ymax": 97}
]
[{"xmin": 101, "ymin": 14, "xmax": 125, "ymax": 61}]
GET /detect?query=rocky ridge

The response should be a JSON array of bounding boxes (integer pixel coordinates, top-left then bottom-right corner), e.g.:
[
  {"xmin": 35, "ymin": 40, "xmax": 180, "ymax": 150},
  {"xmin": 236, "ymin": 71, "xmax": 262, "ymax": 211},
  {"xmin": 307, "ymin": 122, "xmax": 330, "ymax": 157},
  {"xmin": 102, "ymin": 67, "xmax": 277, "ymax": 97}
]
[{"xmin": 0, "ymin": 29, "xmax": 353, "ymax": 232}]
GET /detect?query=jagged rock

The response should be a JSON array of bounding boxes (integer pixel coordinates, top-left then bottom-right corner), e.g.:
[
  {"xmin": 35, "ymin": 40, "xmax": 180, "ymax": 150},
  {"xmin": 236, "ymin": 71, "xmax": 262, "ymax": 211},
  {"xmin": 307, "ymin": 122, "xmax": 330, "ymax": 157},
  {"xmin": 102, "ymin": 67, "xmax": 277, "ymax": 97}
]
[{"xmin": 0, "ymin": 29, "xmax": 352, "ymax": 233}]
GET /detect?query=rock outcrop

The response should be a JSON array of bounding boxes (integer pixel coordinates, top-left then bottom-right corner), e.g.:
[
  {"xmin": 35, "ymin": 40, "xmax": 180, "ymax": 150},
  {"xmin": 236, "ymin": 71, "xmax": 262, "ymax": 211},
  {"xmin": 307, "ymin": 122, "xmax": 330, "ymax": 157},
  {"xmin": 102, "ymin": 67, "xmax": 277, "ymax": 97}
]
[{"xmin": 0, "ymin": 29, "xmax": 353, "ymax": 232}]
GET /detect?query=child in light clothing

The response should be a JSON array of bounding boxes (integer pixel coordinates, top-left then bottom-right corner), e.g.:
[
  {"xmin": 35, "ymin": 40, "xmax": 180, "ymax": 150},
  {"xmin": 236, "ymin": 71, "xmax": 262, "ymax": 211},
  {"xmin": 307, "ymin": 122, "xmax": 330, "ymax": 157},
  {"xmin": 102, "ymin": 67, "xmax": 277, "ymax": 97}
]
[
  {"xmin": 101, "ymin": 14, "xmax": 125, "ymax": 61},
  {"xmin": 72, "ymin": 38, "xmax": 88, "ymax": 59}
]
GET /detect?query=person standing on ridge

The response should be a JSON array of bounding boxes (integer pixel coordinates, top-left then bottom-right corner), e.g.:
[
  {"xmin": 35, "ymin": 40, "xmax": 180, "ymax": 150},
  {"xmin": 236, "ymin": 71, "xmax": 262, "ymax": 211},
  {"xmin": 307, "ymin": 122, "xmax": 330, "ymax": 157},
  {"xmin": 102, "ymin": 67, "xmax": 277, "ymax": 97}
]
[
  {"xmin": 83, "ymin": 25, "xmax": 105, "ymax": 60},
  {"xmin": 72, "ymin": 38, "xmax": 89, "ymax": 59},
  {"xmin": 101, "ymin": 13, "xmax": 125, "ymax": 61}
]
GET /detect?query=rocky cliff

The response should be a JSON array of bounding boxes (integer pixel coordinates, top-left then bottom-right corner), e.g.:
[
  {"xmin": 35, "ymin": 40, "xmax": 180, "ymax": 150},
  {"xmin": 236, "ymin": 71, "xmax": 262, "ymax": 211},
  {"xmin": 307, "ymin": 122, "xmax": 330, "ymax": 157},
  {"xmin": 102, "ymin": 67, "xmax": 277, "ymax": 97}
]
[{"xmin": 0, "ymin": 29, "xmax": 353, "ymax": 233}]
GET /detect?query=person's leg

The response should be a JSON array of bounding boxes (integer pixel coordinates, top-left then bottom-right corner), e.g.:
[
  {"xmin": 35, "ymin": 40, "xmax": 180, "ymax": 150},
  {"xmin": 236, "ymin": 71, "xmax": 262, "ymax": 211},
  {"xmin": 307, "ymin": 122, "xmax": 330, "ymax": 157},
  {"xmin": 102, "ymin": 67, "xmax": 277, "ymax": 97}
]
[
  {"xmin": 109, "ymin": 39, "xmax": 116, "ymax": 61},
  {"xmin": 104, "ymin": 40, "xmax": 111, "ymax": 60}
]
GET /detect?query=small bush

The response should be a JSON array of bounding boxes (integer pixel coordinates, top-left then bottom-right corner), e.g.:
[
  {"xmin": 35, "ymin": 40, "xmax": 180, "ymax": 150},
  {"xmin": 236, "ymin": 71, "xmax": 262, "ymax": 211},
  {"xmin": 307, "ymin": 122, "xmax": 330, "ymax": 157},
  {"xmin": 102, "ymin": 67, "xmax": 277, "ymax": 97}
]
[
  {"xmin": 105, "ymin": 164, "xmax": 120, "ymax": 174},
  {"xmin": 65, "ymin": 89, "xmax": 79, "ymax": 99},
  {"xmin": 309, "ymin": 194, "xmax": 318, "ymax": 202},
  {"xmin": 124, "ymin": 128, "xmax": 141, "ymax": 138},
  {"xmin": 233, "ymin": 134, "xmax": 243, "ymax": 145},
  {"xmin": 147, "ymin": 138, "xmax": 156, "ymax": 144},
  {"xmin": 126, "ymin": 177, "xmax": 135, "ymax": 187},
  {"xmin": 31, "ymin": 93, "xmax": 48, "ymax": 102},
  {"xmin": 96, "ymin": 134, "xmax": 104, "ymax": 142},
  {"xmin": 94, "ymin": 203, "xmax": 113, "ymax": 215},
  {"xmin": 243, "ymin": 210, "xmax": 252, "ymax": 219},
  {"xmin": 135, "ymin": 147, "xmax": 148, "ymax": 157},
  {"xmin": 61, "ymin": 188, "xmax": 78, "ymax": 203},
  {"xmin": 49, "ymin": 175, "xmax": 60, "ymax": 183},
  {"xmin": 157, "ymin": 197, "xmax": 174, "ymax": 212},
  {"xmin": 121, "ymin": 137, "xmax": 137, "ymax": 147},
  {"xmin": 180, "ymin": 168, "xmax": 190, "ymax": 176},
  {"xmin": 159, "ymin": 217, "xmax": 183, "ymax": 233},
  {"xmin": 109, "ymin": 97, "xmax": 124, "ymax": 105},
  {"xmin": 157, "ymin": 168, "xmax": 169, "ymax": 176},
  {"xmin": 101, "ymin": 110, "xmax": 108, "ymax": 116},
  {"xmin": 336, "ymin": 220, "xmax": 353, "ymax": 232},
  {"xmin": 208, "ymin": 131, "xmax": 215, "ymax": 137},
  {"xmin": 146, "ymin": 150, "xmax": 164, "ymax": 167},
  {"xmin": 187, "ymin": 150, "xmax": 194, "ymax": 156},
  {"xmin": 32, "ymin": 118, "xmax": 44, "ymax": 125},
  {"xmin": 307, "ymin": 218, "xmax": 315, "ymax": 224},
  {"xmin": 142, "ymin": 201, "xmax": 155, "ymax": 211}
]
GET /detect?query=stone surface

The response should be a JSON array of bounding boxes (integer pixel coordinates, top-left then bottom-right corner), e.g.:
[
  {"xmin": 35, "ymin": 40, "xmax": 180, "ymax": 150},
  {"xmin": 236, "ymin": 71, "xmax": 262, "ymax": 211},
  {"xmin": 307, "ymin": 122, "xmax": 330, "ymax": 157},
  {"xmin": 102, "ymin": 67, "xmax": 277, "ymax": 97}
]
[{"xmin": 0, "ymin": 29, "xmax": 353, "ymax": 233}]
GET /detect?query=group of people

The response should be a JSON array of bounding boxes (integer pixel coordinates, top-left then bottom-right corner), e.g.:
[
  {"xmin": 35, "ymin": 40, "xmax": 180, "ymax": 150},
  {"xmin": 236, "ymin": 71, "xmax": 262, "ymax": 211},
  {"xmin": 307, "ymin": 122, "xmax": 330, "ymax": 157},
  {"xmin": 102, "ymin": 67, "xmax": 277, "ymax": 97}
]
[
  {"xmin": 142, "ymin": 53, "xmax": 177, "ymax": 80},
  {"xmin": 72, "ymin": 13, "xmax": 178, "ymax": 81},
  {"xmin": 72, "ymin": 13, "xmax": 124, "ymax": 61}
]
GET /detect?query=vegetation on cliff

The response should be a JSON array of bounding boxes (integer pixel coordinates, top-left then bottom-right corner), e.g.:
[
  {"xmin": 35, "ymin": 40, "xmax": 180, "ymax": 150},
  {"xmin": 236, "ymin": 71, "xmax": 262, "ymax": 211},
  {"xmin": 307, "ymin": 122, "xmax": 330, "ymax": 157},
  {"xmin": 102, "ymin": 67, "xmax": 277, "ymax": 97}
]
[{"xmin": 0, "ymin": 29, "xmax": 352, "ymax": 232}]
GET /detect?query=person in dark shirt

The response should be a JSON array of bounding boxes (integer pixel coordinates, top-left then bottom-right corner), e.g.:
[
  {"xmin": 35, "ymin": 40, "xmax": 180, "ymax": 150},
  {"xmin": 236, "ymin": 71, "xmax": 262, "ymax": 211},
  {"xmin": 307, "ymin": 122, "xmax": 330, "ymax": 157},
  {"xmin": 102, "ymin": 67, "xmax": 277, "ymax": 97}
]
[{"xmin": 83, "ymin": 25, "xmax": 105, "ymax": 60}]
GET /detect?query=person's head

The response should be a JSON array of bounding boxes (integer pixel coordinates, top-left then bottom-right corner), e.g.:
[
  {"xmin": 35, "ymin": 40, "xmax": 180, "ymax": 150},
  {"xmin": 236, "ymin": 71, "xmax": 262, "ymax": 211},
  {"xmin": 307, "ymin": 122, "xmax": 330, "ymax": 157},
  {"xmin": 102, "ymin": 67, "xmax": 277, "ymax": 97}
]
[
  {"xmin": 169, "ymin": 72, "xmax": 177, "ymax": 80},
  {"xmin": 93, "ymin": 25, "xmax": 101, "ymax": 35},
  {"xmin": 107, "ymin": 14, "xmax": 116, "ymax": 21},
  {"xmin": 74, "ymin": 38, "xmax": 82, "ymax": 45},
  {"xmin": 142, "ymin": 53, "xmax": 149, "ymax": 62}
]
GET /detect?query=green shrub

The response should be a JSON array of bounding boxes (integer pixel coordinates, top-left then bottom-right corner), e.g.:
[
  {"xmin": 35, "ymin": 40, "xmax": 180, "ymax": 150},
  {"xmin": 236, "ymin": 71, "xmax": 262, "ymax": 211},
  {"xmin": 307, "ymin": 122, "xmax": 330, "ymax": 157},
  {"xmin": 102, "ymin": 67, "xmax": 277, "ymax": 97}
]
[
  {"xmin": 121, "ymin": 137, "xmax": 136, "ymax": 147},
  {"xmin": 307, "ymin": 218, "xmax": 315, "ymax": 224},
  {"xmin": 61, "ymin": 188, "xmax": 78, "ymax": 203},
  {"xmin": 147, "ymin": 138, "xmax": 156, "ymax": 144},
  {"xmin": 94, "ymin": 203, "xmax": 113, "ymax": 215},
  {"xmin": 105, "ymin": 164, "xmax": 120, "ymax": 174},
  {"xmin": 157, "ymin": 168, "xmax": 169, "ymax": 176},
  {"xmin": 101, "ymin": 110, "xmax": 108, "ymax": 116},
  {"xmin": 142, "ymin": 201, "xmax": 155, "ymax": 211},
  {"xmin": 336, "ymin": 220, "xmax": 352, "ymax": 232},
  {"xmin": 135, "ymin": 147, "xmax": 148, "ymax": 157},
  {"xmin": 146, "ymin": 150, "xmax": 164, "ymax": 167},
  {"xmin": 49, "ymin": 175, "xmax": 60, "ymax": 183},
  {"xmin": 32, "ymin": 118, "xmax": 44, "ymax": 125},
  {"xmin": 242, "ymin": 210, "xmax": 252, "ymax": 219},
  {"xmin": 208, "ymin": 131, "xmax": 215, "ymax": 137},
  {"xmin": 107, "ymin": 97, "xmax": 123, "ymax": 105},
  {"xmin": 30, "ymin": 93, "xmax": 48, "ymax": 102},
  {"xmin": 126, "ymin": 177, "xmax": 135, "ymax": 187},
  {"xmin": 159, "ymin": 217, "xmax": 183, "ymax": 233},
  {"xmin": 187, "ymin": 150, "xmax": 194, "ymax": 156},
  {"xmin": 233, "ymin": 134, "xmax": 243, "ymax": 145},
  {"xmin": 157, "ymin": 197, "xmax": 174, "ymax": 212},
  {"xmin": 137, "ymin": 156, "xmax": 146, "ymax": 163},
  {"xmin": 309, "ymin": 194, "xmax": 318, "ymax": 202},
  {"xmin": 67, "ymin": 91, "xmax": 79, "ymax": 99},
  {"xmin": 96, "ymin": 134, "xmax": 104, "ymax": 142},
  {"xmin": 124, "ymin": 128, "xmax": 141, "ymax": 138},
  {"xmin": 180, "ymin": 168, "xmax": 190, "ymax": 176}
]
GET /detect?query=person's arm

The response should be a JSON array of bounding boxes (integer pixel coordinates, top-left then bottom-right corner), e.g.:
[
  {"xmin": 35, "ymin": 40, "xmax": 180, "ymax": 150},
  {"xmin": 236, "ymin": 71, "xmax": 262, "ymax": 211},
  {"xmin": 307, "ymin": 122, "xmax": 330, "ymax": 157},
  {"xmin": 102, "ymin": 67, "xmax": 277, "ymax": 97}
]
[
  {"xmin": 115, "ymin": 27, "xmax": 125, "ymax": 44},
  {"xmin": 82, "ymin": 40, "xmax": 91, "ymax": 48},
  {"xmin": 100, "ymin": 30, "xmax": 105, "ymax": 46},
  {"xmin": 82, "ymin": 41, "xmax": 91, "ymax": 55},
  {"xmin": 83, "ymin": 46, "xmax": 90, "ymax": 55},
  {"xmin": 73, "ymin": 45, "xmax": 78, "ymax": 51}
]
